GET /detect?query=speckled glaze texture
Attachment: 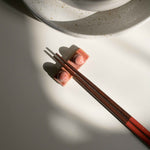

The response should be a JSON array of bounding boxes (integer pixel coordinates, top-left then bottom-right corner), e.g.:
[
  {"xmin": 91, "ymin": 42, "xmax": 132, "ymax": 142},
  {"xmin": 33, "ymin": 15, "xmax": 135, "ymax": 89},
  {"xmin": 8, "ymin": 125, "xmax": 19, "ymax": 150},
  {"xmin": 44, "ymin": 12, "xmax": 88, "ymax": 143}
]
[{"xmin": 23, "ymin": 0, "xmax": 150, "ymax": 37}]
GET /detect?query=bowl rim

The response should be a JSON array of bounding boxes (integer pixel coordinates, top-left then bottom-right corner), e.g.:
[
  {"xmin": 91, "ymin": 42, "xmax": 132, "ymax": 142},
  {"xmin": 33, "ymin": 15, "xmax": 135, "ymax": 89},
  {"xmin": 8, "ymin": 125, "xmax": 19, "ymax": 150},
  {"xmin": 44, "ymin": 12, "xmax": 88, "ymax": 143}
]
[{"xmin": 23, "ymin": 0, "xmax": 150, "ymax": 38}]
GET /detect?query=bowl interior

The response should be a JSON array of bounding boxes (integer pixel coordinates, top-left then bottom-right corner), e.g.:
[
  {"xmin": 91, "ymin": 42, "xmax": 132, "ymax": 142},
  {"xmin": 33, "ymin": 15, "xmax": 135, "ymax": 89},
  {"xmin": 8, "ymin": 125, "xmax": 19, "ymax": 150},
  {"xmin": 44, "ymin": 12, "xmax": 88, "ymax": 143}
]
[{"xmin": 61, "ymin": 0, "xmax": 131, "ymax": 11}]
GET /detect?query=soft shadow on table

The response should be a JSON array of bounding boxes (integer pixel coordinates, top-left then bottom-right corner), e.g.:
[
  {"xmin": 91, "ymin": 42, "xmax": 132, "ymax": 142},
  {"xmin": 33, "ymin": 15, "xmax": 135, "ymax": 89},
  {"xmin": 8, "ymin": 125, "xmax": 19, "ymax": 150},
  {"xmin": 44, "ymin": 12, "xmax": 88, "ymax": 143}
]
[
  {"xmin": 2, "ymin": 0, "xmax": 35, "ymax": 19},
  {"xmin": 0, "ymin": 1, "xmax": 147, "ymax": 150},
  {"xmin": 110, "ymin": 38, "xmax": 150, "ymax": 67}
]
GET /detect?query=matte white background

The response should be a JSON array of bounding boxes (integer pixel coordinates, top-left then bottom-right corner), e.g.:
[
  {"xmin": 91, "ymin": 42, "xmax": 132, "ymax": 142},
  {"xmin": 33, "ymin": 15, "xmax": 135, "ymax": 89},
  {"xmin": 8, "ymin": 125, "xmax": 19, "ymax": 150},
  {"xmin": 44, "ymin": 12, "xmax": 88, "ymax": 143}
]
[{"xmin": 0, "ymin": 1, "xmax": 150, "ymax": 150}]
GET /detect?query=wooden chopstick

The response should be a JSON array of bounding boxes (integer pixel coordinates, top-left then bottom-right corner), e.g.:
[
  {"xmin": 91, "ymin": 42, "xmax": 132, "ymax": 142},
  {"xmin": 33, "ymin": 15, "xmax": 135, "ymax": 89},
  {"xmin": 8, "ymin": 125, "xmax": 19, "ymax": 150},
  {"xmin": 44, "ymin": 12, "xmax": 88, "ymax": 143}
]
[
  {"xmin": 56, "ymin": 53, "xmax": 130, "ymax": 120},
  {"xmin": 54, "ymin": 54, "xmax": 128, "ymax": 123},
  {"xmin": 44, "ymin": 49, "xmax": 150, "ymax": 147},
  {"xmin": 56, "ymin": 54, "xmax": 150, "ymax": 139}
]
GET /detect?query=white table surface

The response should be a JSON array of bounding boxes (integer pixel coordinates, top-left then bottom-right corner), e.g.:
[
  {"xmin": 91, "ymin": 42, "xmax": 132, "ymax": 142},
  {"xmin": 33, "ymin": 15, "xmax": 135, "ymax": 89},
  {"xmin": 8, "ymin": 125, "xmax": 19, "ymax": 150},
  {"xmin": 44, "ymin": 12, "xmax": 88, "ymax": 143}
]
[{"xmin": 0, "ymin": 1, "xmax": 150, "ymax": 150}]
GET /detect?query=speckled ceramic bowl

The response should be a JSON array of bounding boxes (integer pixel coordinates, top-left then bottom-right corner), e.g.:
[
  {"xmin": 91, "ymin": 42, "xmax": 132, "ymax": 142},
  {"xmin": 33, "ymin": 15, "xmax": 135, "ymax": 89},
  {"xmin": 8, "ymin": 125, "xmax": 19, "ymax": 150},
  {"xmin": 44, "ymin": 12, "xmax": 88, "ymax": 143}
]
[{"xmin": 23, "ymin": 0, "xmax": 150, "ymax": 37}]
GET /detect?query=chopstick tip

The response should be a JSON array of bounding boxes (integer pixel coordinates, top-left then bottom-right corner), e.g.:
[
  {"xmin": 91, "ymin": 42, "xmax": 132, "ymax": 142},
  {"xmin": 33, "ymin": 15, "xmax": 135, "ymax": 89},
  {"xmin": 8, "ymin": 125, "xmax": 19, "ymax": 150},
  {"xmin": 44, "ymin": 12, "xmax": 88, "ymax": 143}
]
[{"xmin": 46, "ymin": 47, "xmax": 55, "ymax": 55}]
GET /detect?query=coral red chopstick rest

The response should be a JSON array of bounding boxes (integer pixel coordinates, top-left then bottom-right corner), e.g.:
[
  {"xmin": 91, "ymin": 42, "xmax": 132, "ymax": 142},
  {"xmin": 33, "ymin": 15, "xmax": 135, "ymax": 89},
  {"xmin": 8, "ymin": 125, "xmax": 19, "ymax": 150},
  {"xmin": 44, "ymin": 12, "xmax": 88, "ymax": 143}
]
[{"xmin": 54, "ymin": 48, "xmax": 89, "ymax": 86}]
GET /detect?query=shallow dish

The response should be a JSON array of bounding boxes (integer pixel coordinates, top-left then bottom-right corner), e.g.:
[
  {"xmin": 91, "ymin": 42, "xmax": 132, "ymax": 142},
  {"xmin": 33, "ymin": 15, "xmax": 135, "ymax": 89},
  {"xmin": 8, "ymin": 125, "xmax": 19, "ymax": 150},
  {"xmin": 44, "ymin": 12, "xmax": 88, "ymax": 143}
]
[{"xmin": 23, "ymin": 0, "xmax": 150, "ymax": 37}]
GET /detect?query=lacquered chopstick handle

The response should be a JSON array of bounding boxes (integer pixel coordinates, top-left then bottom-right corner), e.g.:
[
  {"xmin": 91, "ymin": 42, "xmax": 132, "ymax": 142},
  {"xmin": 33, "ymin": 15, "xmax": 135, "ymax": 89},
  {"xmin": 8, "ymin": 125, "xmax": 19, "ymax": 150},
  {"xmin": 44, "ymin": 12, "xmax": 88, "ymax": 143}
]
[
  {"xmin": 126, "ymin": 117, "xmax": 150, "ymax": 147},
  {"xmin": 129, "ymin": 117, "xmax": 150, "ymax": 138}
]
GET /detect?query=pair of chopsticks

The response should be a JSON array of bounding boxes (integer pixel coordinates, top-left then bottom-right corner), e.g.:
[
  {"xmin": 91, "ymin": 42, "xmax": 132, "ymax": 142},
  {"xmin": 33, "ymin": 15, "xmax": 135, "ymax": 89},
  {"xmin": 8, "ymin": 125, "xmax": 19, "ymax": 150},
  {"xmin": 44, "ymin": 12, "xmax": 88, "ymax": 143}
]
[{"xmin": 44, "ymin": 48, "xmax": 150, "ymax": 147}]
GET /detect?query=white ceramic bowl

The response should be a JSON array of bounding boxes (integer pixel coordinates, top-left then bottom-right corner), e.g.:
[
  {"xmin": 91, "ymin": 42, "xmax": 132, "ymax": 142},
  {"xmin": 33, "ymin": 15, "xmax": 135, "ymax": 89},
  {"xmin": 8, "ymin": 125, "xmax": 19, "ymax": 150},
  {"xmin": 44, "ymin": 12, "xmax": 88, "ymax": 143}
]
[
  {"xmin": 61, "ymin": 0, "xmax": 131, "ymax": 12},
  {"xmin": 23, "ymin": 0, "xmax": 150, "ymax": 37}
]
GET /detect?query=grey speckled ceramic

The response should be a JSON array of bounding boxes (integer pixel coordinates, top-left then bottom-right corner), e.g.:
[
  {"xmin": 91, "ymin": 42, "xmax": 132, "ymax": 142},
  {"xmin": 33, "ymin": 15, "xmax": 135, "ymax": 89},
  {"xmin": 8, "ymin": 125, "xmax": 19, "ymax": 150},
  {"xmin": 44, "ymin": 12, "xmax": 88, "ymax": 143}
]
[{"xmin": 23, "ymin": 0, "xmax": 150, "ymax": 37}]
